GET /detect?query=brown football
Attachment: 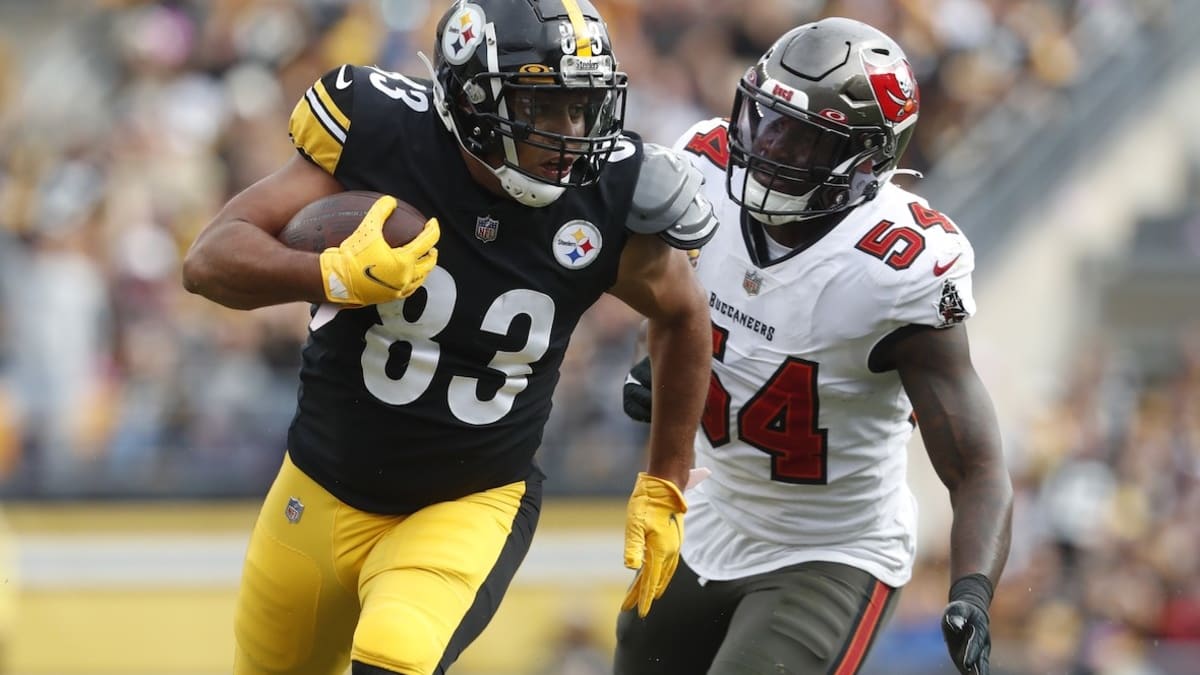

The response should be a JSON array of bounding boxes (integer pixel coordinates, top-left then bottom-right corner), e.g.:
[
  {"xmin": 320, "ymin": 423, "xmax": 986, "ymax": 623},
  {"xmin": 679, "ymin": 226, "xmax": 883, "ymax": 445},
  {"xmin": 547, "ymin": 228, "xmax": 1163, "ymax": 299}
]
[{"xmin": 277, "ymin": 190, "xmax": 429, "ymax": 252}]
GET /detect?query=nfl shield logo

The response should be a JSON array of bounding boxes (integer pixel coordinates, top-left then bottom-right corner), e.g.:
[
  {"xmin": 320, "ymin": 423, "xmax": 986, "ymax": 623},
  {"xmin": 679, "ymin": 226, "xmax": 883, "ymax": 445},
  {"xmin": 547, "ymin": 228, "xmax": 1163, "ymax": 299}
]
[
  {"xmin": 284, "ymin": 497, "xmax": 304, "ymax": 524},
  {"xmin": 742, "ymin": 270, "xmax": 763, "ymax": 296},
  {"xmin": 475, "ymin": 215, "xmax": 499, "ymax": 242}
]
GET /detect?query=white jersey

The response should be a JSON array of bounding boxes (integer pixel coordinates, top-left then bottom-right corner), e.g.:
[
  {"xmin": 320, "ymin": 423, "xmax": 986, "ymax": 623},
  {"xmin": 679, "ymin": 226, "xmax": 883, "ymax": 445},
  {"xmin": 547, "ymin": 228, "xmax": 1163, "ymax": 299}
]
[{"xmin": 673, "ymin": 119, "xmax": 977, "ymax": 587}]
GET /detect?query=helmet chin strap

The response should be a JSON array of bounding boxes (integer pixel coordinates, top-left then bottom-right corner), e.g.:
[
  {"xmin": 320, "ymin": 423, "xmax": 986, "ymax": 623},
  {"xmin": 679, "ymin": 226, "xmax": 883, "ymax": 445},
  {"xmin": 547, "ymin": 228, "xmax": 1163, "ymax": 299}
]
[
  {"xmin": 420, "ymin": 51, "xmax": 455, "ymax": 134},
  {"xmin": 495, "ymin": 165, "xmax": 566, "ymax": 207},
  {"xmin": 883, "ymin": 168, "xmax": 924, "ymax": 181},
  {"xmin": 743, "ymin": 176, "xmax": 821, "ymax": 226},
  {"xmin": 418, "ymin": 51, "xmax": 566, "ymax": 209}
]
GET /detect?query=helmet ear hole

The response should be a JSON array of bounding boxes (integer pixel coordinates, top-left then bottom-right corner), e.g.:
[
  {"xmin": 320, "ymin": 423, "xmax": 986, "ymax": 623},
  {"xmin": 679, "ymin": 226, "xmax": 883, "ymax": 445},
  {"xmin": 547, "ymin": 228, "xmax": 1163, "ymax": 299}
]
[{"xmin": 467, "ymin": 122, "xmax": 501, "ymax": 156}]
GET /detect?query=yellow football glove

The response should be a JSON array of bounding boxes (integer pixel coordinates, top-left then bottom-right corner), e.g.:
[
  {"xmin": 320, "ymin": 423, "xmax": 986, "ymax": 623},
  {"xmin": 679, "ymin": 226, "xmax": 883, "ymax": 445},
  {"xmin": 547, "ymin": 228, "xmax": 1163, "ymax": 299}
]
[
  {"xmin": 622, "ymin": 471, "xmax": 687, "ymax": 618},
  {"xmin": 318, "ymin": 195, "xmax": 439, "ymax": 305}
]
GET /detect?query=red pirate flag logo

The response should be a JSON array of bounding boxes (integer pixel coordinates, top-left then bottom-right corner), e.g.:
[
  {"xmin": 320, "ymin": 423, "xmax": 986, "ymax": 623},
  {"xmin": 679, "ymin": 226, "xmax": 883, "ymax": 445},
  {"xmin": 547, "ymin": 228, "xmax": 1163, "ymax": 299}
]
[{"xmin": 863, "ymin": 56, "xmax": 919, "ymax": 124}]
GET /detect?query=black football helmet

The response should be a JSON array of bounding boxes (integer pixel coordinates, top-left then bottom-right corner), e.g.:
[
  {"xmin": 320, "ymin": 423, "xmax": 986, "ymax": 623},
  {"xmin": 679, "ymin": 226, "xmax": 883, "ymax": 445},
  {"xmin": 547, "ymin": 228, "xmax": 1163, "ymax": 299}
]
[
  {"xmin": 426, "ymin": 0, "xmax": 628, "ymax": 207},
  {"xmin": 727, "ymin": 17, "xmax": 920, "ymax": 224}
]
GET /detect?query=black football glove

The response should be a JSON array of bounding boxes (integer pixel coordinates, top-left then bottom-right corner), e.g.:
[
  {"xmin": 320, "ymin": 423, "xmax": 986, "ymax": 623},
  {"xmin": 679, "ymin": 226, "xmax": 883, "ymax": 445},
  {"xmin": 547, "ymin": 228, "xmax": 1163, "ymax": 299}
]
[
  {"xmin": 941, "ymin": 574, "xmax": 994, "ymax": 675},
  {"xmin": 622, "ymin": 356, "xmax": 653, "ymax": 423}
]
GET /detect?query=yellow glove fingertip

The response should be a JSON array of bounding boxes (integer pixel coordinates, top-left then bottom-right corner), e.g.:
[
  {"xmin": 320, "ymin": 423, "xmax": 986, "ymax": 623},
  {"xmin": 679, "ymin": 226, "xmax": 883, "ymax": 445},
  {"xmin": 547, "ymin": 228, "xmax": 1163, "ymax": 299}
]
[
  {"xmin": 637, "ymin": 574, "xmax": 655, "ymax": 618},
  {"xmin": 621, "ymin": 579, "xmax": 639, "ymax": 613},
  {"xmin": 339, "ymin": 196, "xmax": 395, "ymax": 255},
  {"xmin": 368, "ymin": 194, "xmax": 398, "ymax": 220},
  {"xmin": 419, "ymin": 246, "xmax": 438, "ymax": 272},
  {"xmin": 400, "ymin": 217, "xmax": 440, "ymax": 253},
  {"xmin": 657, "ymin": 559, "xmax": 678, "ymax": 600},
  {"xmin": 347, "ymin": 195, "xmax": 395, "ymax": 243}
]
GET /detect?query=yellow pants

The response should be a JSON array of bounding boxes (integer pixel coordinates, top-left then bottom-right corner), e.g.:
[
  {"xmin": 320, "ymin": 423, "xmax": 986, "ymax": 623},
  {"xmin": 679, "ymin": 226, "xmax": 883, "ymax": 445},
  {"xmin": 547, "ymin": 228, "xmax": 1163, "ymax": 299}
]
[{"xmin": 234, "ymin": 453, "xmax": 540, "ymax": 675}]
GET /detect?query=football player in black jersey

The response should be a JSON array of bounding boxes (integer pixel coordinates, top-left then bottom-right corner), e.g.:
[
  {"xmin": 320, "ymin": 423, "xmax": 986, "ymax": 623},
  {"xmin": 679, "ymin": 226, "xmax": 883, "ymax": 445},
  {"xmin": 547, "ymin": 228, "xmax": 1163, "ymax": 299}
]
[{"xmin": 181, "ymin": 1, "xmax": 718, "ymax": 674}]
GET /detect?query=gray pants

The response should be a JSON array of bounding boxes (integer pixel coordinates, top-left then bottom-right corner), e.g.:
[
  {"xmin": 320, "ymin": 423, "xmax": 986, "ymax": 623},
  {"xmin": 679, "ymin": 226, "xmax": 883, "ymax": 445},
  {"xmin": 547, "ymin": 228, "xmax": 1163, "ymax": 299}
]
[{"xmin": 615, "ymin": 559, "xmax": 900, "ymax": 675}]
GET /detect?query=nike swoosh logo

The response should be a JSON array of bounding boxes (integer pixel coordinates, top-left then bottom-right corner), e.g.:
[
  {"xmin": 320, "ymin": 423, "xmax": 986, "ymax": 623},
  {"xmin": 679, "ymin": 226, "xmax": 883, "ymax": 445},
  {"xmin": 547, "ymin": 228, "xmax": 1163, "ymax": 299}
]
[
  {"xmin": 335, "ymin": 65, "xmax": 352, "ymax": 90},
  {"xmin": 933, "ymin": 254, "xmax": 961, "ymax": 277},
  {"xmin": 362, "ymin": 265, "xmax": 404, "ymax": 291}
]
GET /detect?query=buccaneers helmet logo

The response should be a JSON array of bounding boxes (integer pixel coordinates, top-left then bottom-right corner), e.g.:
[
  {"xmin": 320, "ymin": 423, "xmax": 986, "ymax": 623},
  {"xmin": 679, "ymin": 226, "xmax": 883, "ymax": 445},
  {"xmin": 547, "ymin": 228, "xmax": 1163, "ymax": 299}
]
[{"xmin": 863, "ymin": 57, "xmax": 919, "ymax": 124}]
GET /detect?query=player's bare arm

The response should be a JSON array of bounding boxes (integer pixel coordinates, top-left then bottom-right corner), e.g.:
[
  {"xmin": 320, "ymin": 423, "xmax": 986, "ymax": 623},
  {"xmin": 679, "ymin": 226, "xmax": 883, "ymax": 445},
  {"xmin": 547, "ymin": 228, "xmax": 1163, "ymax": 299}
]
[
  {"xmin": 608, "ymin": 233, "xmax": 709, "ymax": 491},
  {"xmin": 890, "ymin": 323, "xmax": 1013, "ymax": 583},
  {"xmin": 182, "ymin": 154, "xmax": 342, "ymax": 309}
]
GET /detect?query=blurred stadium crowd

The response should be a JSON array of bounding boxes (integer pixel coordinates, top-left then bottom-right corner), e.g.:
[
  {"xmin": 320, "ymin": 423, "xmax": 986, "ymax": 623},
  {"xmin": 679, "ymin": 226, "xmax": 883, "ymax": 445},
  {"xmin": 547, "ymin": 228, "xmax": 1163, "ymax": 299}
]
[
  {"xmin": 0, "ymin": 0, "xmax": 1196, "ymax": 673},
  {"xmin": 0, "ymin": 0, "xmax": 1121, "ymax": 495}
]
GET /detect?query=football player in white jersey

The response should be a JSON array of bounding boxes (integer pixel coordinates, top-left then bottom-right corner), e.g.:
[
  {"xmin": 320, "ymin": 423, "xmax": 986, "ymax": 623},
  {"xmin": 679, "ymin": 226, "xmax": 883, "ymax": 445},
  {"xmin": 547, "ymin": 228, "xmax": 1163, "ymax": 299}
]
[{"xmin": 615, "ymin": 17, "xmax": 1012, "ymax": 675}]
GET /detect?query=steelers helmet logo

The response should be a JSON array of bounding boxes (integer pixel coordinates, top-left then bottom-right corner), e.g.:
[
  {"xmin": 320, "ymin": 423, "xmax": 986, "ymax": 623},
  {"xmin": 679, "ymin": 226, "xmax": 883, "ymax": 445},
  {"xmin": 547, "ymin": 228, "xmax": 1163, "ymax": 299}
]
[
  {"xmin": 552, "ymin": 220, "xmax": 603, "ymax": 269},
  {"xmin": 442, "ymin": 3, "xmax": 486, "ymax": 66}
]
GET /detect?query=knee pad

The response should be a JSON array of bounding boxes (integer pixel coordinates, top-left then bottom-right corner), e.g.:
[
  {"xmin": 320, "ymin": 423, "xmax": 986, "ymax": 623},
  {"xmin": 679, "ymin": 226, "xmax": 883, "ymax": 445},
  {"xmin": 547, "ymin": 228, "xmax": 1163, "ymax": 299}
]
[{"xmin": 353, "ymin": 602, "xmax": 444, "ymax": 675}]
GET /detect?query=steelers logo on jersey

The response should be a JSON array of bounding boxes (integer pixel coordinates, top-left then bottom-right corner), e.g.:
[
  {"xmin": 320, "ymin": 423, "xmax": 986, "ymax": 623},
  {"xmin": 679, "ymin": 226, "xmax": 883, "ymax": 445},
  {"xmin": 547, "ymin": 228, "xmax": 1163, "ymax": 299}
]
[
  {"xmin": 442, "ymin": 3, "xmax": 486, "ymax": 66},
  {"xmin": 552, "ymin": 220, "xmax": 603, "ymax": 269}
]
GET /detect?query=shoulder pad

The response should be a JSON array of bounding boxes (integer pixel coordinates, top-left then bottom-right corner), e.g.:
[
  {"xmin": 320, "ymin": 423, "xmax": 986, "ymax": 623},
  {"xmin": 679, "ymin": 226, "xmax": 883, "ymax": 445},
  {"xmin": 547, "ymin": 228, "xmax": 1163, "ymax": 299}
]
[{"xmin": 625, "ymin": 143, "xmax": 719, "ymax": 250}]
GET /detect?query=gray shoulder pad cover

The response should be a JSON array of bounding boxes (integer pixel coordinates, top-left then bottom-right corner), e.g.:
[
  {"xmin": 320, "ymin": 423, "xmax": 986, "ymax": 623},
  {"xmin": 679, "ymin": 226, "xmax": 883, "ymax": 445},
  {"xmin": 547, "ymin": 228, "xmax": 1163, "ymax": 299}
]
[{"xmin": 625, "ymin": 143, "xmax": 719, "ymax": 249}]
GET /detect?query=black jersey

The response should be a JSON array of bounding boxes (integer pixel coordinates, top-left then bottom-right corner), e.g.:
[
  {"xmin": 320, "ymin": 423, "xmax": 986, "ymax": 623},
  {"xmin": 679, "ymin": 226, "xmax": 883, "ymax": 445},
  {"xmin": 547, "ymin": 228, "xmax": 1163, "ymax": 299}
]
[{"xmin": 285, "ymin": 64, "xmax": 643, "ymax": 513}]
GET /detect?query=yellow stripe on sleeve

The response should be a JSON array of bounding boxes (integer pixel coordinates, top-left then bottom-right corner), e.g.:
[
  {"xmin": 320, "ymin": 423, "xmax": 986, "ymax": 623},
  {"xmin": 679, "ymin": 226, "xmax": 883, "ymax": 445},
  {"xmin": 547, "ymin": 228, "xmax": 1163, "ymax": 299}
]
[
  {"xmin": 288, "ymin": 90, "xmax": 346, "ymax": 175},
  {"xmin": 312, "ymin": 80, "xmax": 351, "ymax": 133}
]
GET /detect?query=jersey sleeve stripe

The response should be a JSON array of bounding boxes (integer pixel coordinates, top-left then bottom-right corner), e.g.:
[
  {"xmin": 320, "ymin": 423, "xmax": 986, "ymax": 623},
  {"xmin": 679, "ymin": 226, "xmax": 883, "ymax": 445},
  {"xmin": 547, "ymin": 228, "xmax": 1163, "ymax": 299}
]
[
  {"xmin": 305, "ymin": 85, "xmax": 348, "ymax": 143},
  {"xmin": 288, "ymin": 93, "xmax": 344, "ymax": 175},
  {"xmin": 312, "ymin": 80, "xmax": 350, "ymax": 134}
]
